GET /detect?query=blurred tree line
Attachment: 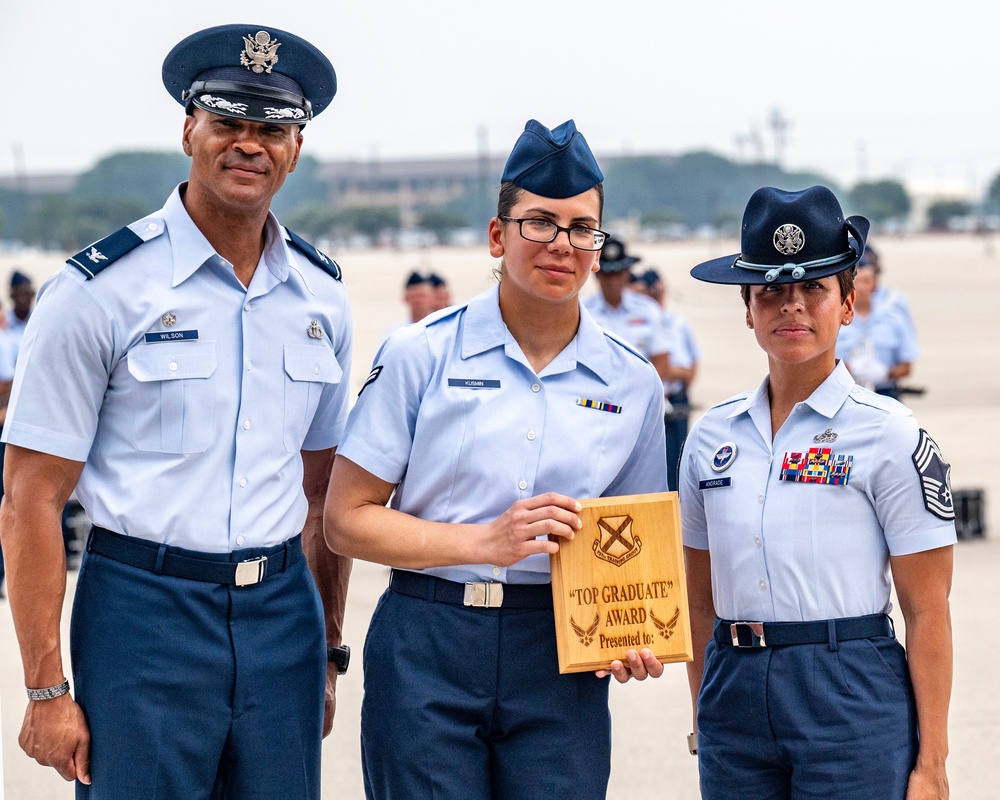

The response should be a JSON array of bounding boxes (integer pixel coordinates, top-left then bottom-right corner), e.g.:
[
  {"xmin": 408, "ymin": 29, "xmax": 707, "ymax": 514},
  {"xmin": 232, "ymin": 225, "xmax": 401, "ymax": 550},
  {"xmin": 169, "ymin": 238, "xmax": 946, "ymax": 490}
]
[{"xmin": 2, "ymin": 149, "xmax": 994, "ymax": 250}]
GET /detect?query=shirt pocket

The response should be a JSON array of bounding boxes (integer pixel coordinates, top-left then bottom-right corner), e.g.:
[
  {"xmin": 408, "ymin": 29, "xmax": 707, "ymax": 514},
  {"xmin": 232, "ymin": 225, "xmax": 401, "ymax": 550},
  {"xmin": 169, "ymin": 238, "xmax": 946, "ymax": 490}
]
[
  {"xmin": 126, "ymin": 342, "xmax": 217, "ymax": 453},
  {"xmin": 283, "ymin": 343, "xmax": 343, "ymax": 453}
]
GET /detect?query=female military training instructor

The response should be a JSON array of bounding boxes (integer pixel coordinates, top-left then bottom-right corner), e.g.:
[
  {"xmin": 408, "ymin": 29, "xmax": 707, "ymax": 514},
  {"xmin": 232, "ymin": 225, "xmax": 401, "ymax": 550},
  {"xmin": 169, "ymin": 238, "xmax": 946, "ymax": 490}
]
[
  {"xmin": 680, "ymin": 186, "xmax": 955, "ymax": 800},
  {"xmin": 325, "ymin": 119, "xmax": 668, "ymax": 799}
]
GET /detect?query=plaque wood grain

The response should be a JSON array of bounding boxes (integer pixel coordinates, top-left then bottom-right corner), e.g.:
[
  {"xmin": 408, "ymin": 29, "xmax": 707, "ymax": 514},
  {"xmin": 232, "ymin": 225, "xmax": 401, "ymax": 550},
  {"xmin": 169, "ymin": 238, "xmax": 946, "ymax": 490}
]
[{"xmin": 549, "ymin": 492, "xmax": 692, "ymax": 673}]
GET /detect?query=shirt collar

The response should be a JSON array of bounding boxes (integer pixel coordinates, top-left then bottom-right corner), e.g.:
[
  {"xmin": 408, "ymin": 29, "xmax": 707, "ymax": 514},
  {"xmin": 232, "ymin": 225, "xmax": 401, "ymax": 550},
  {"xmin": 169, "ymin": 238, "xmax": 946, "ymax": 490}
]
[
  {"xmin": 162, "ymin": 184, "xmax": 288, "ymax": 288},
  {"xmin": 460, "ymin": 285, "xmax": 615, "ymax": 384},
  {"xmin": 727, "ymin": 360, "xmax": 855, "ymax": 421}
]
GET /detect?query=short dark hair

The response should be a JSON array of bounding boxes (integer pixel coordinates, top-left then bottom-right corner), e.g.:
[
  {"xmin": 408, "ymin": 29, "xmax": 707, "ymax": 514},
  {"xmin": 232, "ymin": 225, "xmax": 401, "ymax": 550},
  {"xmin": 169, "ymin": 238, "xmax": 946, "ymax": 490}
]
[
  {"xmin": 496, "ymin": 181, "xmax": 604, "ymax": 222},
  {"xmin": 739, "ymin": 267, "xmax": 856, "ymax": 307}
]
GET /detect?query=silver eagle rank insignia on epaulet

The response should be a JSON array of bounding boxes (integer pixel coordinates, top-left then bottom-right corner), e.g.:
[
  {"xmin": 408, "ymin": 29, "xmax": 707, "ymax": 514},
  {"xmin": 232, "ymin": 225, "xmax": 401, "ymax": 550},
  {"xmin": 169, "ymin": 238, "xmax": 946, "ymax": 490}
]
[
  {"xmin": 68, "ymin": 227, "xmax": 149, "ymax": 279},
  {"xmin": 285, "ymin": 229, "xmax": 342, "ymax": 282}
]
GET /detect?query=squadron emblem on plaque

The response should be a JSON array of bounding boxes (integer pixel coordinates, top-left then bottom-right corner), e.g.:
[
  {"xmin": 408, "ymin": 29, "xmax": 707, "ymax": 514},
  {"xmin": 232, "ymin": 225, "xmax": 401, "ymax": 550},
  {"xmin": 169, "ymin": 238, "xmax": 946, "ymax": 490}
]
[{"xmin": 592, "ymin": 515, "xmax": 642, "ymax": 567}]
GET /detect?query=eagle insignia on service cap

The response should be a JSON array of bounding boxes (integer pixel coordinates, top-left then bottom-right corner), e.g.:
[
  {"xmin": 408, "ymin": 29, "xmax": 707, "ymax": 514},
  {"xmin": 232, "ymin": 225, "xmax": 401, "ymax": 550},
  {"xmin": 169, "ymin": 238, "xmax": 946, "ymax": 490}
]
[
  {"xmin": 773, "ymin": 224, "xmax": 805, "ymax": 255},
  {"xmin": 240, "ymin": 31, "xmax": 281, "ymax": 74}
]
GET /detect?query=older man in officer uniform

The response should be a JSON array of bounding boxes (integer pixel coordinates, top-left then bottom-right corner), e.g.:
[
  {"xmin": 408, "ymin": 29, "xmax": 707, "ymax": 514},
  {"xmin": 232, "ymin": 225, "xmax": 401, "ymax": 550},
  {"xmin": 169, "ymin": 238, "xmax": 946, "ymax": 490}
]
[{"xmin": 0, "ymin": 24, "xmax": 352, "ymax": 798}]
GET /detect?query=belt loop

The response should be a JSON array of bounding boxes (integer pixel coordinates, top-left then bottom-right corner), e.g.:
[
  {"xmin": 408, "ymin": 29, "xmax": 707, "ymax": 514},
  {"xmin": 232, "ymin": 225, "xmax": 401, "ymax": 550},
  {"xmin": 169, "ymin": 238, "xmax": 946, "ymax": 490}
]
[
  {"xmin": 886, "ymin": 614, "xmax": 896, "ymax": 639},
  {"xmin": 85, "ymin": 527, "xmax": 96, "ymax": 553},
  {"xmin": 827, "ymin": 619, "xmax": 838, "ymax": 652},
  {"xmin": 426, "ymin": 575, "xmax": 437, "ymax": 603},
  {"xmin": 282, "ymin": 540, "xmax": 290, "ymax": 572},
  {"xmin": 154, "ymin": 544, "xmax": 168, "ymax": 575}
]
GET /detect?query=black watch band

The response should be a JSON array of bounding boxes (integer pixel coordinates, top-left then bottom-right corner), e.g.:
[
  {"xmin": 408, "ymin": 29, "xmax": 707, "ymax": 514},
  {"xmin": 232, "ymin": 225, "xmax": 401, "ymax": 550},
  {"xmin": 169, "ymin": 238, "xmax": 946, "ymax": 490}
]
[{"xmin": 327, "ymin": 644, "xmax": 350, "ymax": 675}]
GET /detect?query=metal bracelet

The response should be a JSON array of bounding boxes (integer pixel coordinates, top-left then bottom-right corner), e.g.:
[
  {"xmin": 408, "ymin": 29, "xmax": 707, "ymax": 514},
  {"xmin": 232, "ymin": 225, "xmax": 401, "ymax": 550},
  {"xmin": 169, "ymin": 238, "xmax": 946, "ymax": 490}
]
[{"xmin": 26, "ymin": 680, "xmax": 70, "ymax": 701}]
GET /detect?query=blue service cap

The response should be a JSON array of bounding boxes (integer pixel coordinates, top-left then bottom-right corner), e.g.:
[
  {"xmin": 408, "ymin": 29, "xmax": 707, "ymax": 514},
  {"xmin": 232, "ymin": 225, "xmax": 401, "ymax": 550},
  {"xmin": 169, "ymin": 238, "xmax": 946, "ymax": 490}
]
[
  {"xmin": 501, "ymin": 120, "xmax": 603, "ymax": 199},
  {"xmin": 10, "ymin": 270, "xmax": 31, "ymax": 288},
  {"xmin": 162, "ymin": 25, "xmax": 336, "ymax": 123}
]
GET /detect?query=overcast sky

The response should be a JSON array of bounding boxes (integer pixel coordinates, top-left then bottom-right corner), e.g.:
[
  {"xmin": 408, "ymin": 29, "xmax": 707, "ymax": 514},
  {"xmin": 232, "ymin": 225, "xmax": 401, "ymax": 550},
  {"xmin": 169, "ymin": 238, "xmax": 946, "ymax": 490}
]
[{"xmin": 6, "ymin": 1, "xmax": 996, "ymax": 197}]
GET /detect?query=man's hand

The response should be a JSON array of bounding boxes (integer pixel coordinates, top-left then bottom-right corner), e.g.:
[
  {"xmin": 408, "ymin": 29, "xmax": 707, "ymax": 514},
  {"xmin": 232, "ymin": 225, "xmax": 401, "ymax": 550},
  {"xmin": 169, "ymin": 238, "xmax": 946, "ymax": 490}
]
[
  {"xmin": 595, "ymin": 648, "xmax": 665, "ymax": 684},
  {"xmin": 19, "ymin": 693, "xmax": 92, "ymax": 784},
  {"xmin": 322, "ymin": 665, "xmax": 338, "ymax": 738}
]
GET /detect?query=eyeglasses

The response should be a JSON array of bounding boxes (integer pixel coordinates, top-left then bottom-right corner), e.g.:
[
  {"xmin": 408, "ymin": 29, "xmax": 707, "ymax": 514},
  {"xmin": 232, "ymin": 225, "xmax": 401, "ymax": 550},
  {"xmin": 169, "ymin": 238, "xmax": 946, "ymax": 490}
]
[{"xmin": 499, "ymin": 216, "xmax": 609, "ymax": 251}]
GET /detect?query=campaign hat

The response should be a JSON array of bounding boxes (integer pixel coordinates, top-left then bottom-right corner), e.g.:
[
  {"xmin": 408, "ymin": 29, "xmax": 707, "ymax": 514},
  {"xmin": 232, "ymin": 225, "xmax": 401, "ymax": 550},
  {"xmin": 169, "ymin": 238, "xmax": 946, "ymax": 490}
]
[
  {"xmin": 162, "ymin": 24, "xmax": 336, "ymax": 124},
  {"xmin": 501, "ymin": 120, "xmax": 603, "ymax": 199},
  {"xmin": 598, "ymin": 239, "xmax": 640, "ymax": 274},
  {"xmin": 691, "ymin": 186, "xmax": 869, "ymax": 285}
]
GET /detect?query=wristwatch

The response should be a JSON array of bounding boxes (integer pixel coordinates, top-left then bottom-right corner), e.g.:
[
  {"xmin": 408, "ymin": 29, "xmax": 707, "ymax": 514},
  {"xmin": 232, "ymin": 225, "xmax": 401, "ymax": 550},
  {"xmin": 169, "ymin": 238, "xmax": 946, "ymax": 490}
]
[
  {"xmin": 327, "ymin": 644, "xmax": 351, "ymax": 675},
  {"xmin": 687, "ymin": 731, "xmax": 698, "ymax": 756}
]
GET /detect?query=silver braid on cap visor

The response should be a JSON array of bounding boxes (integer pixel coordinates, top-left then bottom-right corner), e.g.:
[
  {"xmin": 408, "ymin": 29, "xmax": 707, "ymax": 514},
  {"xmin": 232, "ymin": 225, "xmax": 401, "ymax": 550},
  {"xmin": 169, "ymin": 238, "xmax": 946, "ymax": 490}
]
[{"xmin": 733, "ymin": 249, "xmax": 857, "ymax": 282}]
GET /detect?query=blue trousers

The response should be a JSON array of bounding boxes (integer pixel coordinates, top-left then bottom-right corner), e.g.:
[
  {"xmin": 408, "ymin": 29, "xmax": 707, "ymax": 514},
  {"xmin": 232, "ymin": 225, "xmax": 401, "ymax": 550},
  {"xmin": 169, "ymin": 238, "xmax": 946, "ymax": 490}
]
[
  {"xmin": 698, "ymin": 619, "xmax": 917, "ymax": 799},
  {"xmin": 361, "ymin": 586, "xmax": 612, "ymax": 800},
  {"xmin": 70, "ymin": 539, "xmax": 326, "ymax": 800}
]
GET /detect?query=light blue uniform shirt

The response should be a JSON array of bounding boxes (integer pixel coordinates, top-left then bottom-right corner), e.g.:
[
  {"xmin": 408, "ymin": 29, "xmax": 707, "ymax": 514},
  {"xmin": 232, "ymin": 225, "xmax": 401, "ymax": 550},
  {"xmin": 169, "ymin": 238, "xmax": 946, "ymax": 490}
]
[
  {"xmin": 338, "ymin": 285, "xmax": 668, "ymax": 585},
  {"xmin": 584, "ymin": 290, "xmax": 673, "ymax": 361},
  {"xmin": 679, "ymin": 361, "xmax": 955, "ymax": 622},
  {"xmin": 836, "ymin": 298, "xmax": 920, "ymax": 389},
  {"xmin": 661, "ymin": 309, "xmax": 699, "ymax": 397},
  {"xmin": 2, "ymin": 186, "xmax": 353, "ymax": 553}
]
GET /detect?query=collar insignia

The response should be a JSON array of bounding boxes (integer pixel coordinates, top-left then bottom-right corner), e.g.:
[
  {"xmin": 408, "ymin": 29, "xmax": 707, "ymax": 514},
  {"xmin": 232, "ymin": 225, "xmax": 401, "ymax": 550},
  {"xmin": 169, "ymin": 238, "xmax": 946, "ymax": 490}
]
[
  {"xmin": 773, "ymin": 224, "xmax": 805, "ymax": 255},
  {"xmin": 240, "ymin": 31, "xmax": 281, "ymax": 74}
]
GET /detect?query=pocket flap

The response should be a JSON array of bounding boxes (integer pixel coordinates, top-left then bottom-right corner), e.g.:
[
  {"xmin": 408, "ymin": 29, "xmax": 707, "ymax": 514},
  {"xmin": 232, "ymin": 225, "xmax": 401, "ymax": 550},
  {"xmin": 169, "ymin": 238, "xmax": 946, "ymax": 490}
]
[
  {"xmin": 128, "ymin": 342, "xmax": 217, "ymax": 382},
  {"xmin": 284, "ymin": 343, "xmax": 343, "ymax": 384}
]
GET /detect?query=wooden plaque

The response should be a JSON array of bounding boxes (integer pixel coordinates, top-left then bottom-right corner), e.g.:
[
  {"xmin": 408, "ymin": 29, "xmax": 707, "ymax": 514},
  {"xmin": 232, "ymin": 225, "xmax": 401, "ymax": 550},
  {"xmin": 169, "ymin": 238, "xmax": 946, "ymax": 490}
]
[{"xmin": 549, "ymin": 492, "xmax": 692, "ymax": 674}]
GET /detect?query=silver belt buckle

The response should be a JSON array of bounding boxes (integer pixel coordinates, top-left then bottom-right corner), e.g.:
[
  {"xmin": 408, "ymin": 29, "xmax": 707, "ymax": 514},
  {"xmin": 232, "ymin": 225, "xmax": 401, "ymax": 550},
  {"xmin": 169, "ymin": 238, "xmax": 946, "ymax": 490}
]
[
  {"xmin": 235, "ymin": 556, "xmax": 267, "ymax": 587},
  {"xmin": 463, "ymin": 581, "xmax": 503, "ymax": 608},
  {"xmin": 730, "ymin": 621, "xmax": 766, "ymax": 648}
]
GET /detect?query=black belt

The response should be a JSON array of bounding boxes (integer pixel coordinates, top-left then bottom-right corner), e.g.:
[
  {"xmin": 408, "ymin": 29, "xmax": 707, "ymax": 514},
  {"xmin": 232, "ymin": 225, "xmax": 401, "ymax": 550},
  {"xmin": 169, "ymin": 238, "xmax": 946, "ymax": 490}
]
[
  {"xmin": 715, "ymin": 614, "xmax": 893, "ymax": 649},
  {"xmin": 87, "ymin": 527, "xmax": 302, "ymax": 587},
  {"xmin": 389, "ymin": 569, "xmax": 552, "ymax": 609}
]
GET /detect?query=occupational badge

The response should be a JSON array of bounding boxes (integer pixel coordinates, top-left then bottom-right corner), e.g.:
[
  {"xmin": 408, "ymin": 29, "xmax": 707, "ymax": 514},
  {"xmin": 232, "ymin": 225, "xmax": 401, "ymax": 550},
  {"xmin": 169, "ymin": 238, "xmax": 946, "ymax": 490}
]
[
  {"xmin": 813, "ymin": 428, "xmax": 838, "ymax": 443},
  {"xmin": 711, "ymin": 442, "xmax": 737, "ymax": 473},
  {"xmin": 773, "ymin": 224, "xmax": 805, "ymax": 255},
  {"xmin": 911, "ymin": 429, "xmax": 954, "ymax": 520},
  {"xmin": 162, "ymin": 312, "xmax": 177, "ymax": 327},
  {"xmin": 240, "ymin": 31, "xmax": 281, "ymax": 74},
  {"xmin": 307, "ymin": 320, "xmax": 324, "ymax": 339}
]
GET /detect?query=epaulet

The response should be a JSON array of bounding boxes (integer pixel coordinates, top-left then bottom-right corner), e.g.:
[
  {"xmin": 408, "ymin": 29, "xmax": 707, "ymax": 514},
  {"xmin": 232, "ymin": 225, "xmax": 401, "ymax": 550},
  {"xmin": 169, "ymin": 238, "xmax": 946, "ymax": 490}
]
[
  {"xmin": 601, "ymin": 329, "xmax": 647, "ymax": 362},
  {"xmin": 67, "ymin": 227, "xmax": 146, "ymax": 279},
  {"xmin": 420, "ymin": 304, "xmax": 464, "ymax": 328},
  {"xmin": 710, "ymin": 392, "xmax": 751, "ymax": 411},
  {"xmin": 285, "ymin": 228, "xmax": 342, "ymax": 281}
]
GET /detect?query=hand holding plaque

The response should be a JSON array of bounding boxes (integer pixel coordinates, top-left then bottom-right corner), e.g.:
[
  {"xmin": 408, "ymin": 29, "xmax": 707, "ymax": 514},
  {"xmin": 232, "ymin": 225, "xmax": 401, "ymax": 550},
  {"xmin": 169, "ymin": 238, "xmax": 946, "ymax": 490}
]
[{"xmin": 549, "ymin": 492, "xmax": 692, "ymax": 674}]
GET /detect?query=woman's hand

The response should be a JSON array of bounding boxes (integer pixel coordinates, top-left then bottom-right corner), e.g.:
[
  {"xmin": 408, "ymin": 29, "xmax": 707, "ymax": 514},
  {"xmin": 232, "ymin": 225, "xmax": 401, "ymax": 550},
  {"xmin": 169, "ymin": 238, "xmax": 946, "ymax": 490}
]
[
  {"xmin": 595, "ymin": 648, "xmax": 664, "ymax": 683},
  {"xmin": 480, "ymin": 492, "xmax": 582, "ymax": 567}
]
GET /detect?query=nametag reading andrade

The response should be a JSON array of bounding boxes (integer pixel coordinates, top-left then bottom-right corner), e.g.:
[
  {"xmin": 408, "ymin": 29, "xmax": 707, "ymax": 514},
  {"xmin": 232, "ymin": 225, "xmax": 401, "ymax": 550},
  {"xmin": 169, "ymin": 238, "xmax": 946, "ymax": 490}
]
[{"xmin": 550, "ymin": 492, "xmax": 692, "ymax": 674}]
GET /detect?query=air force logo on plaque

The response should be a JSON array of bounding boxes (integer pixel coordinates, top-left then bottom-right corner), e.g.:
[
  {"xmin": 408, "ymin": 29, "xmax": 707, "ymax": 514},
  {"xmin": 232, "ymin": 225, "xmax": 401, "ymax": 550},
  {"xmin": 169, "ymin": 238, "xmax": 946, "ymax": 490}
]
[
  {"xmin": 570, "ymin": 614, "xmax": 600, "ymax": 647},
  {"xmin": 593, "ymin": 515, "xmax": 641, "ymax": 567},
  {"xmin": 912, "ymin": 429, "xmax": 954, "ymax": 520}
]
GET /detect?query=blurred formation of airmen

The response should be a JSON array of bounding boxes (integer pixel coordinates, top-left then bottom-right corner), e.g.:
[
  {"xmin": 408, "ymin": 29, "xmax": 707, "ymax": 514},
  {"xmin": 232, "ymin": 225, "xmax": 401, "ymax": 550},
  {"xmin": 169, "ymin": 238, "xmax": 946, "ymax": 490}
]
[
  {"xmin": 836, "ymin": 246, "xmax": 920, "ymax": 400},
  {"xmin": 632, "ymin": 268, "xmax": 700, "ymax": 490}
]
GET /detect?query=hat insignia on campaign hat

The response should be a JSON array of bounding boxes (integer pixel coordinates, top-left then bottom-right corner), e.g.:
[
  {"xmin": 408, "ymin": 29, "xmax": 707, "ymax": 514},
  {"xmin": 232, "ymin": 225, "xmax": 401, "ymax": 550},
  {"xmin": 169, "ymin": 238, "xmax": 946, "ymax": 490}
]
[
  {"xmin": 773, "ymin": 224, "xmax": 804, "ymax": 256},
  {"xmin": 241, "ymin": 31, "xmax": 281, "ymax": 74}
]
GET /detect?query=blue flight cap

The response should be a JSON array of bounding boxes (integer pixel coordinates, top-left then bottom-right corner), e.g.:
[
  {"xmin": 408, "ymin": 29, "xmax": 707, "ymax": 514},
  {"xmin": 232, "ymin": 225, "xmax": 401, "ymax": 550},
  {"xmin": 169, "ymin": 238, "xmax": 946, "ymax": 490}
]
[
  {"xmin": 162, "ymin": 25, "xmax": 336, "ymax": 123},
  {"xmin": 404, "ymin": 271, "xmax": 425, "ymax": 288},
  {"xmin": 691, "ymin": 186, "xmax": 869, "ymax": 285},
  {"xmin": 10, "ymin": 270, "xmax": 31, "ymax": 288},
  {"xmin": 501, "ymin": 120, "xmax": 604, "ymax": 199},
  {"xmin": 426, "ymin": 273, "xmax": 446, "ymax": 288}
]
